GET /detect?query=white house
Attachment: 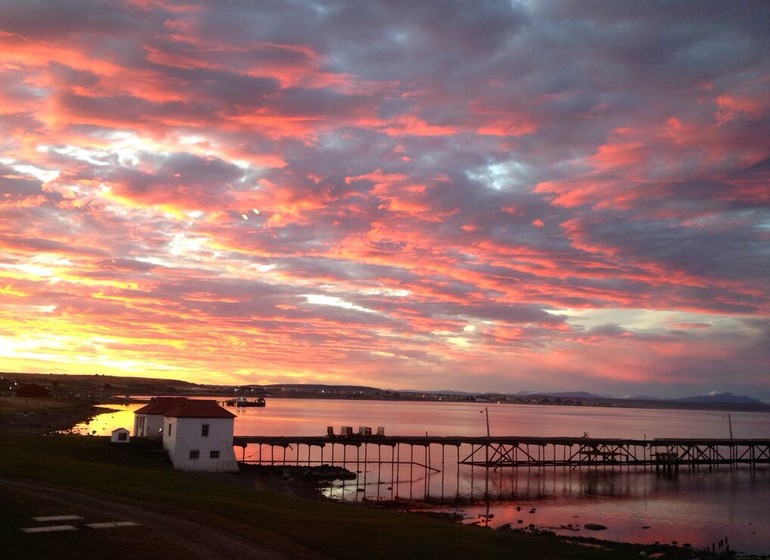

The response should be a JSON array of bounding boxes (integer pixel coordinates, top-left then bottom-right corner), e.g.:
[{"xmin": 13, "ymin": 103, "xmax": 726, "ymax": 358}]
[
  {"xmin": 133, "ymin": 397, "xmax": 187, "ymax": 438},
  {"xmin": 161, "ymin": 400, "xmax": 238, "ymax": 472}
]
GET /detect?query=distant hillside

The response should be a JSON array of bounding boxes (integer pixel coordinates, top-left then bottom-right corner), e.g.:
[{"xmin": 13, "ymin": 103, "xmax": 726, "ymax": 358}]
[
  {"xmin": 1, "ymin": 372, "xmax": 198, "ymax": 399},
  {"xmin": 261, "ymin": 383, "xmax": 383, "ymax": 393},
  {"xmin": 535, "ymin": 391, "xmax": 610, "ymax": 399},
  {"xmin": 2, "ymin": 373, "xmax": 767, "ymax": 411}
]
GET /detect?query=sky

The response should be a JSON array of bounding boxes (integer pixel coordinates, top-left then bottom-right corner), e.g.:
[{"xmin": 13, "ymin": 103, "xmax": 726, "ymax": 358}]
[{"xmin": 1, "ymin": 1, "xmax": 769, "ymax": 400}]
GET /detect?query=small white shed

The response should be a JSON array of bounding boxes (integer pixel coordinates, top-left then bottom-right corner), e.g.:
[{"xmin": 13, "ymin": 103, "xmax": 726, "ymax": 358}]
[{"xmin": 111, "ymin": 427, "xmax": 130, "ymax": 443}]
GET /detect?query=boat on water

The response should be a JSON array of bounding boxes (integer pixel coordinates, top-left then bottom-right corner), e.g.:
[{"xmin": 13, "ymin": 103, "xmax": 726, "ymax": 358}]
[{"xmin": 225, "ymin": 396, "xmax": 266, "ymax": 408}]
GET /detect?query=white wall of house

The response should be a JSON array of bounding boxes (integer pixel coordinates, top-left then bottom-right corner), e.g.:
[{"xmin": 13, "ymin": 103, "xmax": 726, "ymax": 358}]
[
  {"xmin": 163, "ymin": 416, "xmax": 237, "ymax": 472},
  {"xmin": 133, "ymin": 413, "xmax": 165, "ymax": 438}
]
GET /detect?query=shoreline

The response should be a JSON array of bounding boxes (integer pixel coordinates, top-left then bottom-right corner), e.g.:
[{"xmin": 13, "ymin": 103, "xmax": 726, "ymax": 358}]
[
  {"xmin": 0, "ymin": 396, "xmax": 110, "ymax": 435},
  {"xmin": 3, "ymin": 398, "xmax": 766, "ymax": 558}
]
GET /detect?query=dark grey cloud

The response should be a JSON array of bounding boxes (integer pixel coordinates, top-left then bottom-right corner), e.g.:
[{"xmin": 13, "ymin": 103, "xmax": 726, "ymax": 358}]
[{"xmin": 0, "ymin": 0, "xmax": 140, "ymax": 38}]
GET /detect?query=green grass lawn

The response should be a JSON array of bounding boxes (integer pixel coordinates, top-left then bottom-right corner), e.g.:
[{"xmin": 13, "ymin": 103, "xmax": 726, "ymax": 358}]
[{"xmin": 0, "ymin": 434, "xmax": 704, "ymax": 559}]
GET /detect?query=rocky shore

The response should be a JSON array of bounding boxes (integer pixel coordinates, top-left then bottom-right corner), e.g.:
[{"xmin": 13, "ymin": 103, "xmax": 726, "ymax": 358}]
[{"xmin": 0, "ymin": 397, "xmax": 108, "ymax": 435}]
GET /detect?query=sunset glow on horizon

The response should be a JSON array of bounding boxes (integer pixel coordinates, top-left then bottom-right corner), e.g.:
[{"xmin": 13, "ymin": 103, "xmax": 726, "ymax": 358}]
[{"xmin": 1, "ymin": 1, "xmax": 769, "ymax": 399}]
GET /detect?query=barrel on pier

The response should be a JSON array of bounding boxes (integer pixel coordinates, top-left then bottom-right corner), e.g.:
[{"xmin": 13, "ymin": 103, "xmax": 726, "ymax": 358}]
[{"xmin": 654, "ymin": 451, "xmax": 679, "ymax": 473}]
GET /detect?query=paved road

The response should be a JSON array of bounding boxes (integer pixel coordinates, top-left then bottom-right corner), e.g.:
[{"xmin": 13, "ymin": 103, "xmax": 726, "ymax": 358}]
[{"xmin": 2, "ymin": 478, "xmax": 329, "ymax": 560}]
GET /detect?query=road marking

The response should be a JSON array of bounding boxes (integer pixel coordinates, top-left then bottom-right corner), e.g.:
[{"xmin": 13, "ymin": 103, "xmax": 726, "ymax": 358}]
[
  {"xmin": 21, "ymin": 525, "xmax": 78, "ymax": 533},
  {"xmin": 86, "ymin": 521, "xmax": 140, "ymax": 529}
]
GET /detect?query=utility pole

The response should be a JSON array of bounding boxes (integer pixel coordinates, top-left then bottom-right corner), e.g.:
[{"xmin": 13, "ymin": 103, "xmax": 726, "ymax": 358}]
[{"xmin": 482, "ymin": 407, "xmax": 490, "ymax": 499}]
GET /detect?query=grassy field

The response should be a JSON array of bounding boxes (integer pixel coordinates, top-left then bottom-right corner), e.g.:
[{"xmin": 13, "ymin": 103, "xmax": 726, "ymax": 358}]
[{"xmin": 0, "ymin": 432, "xmax": 711, "ymax": 560}]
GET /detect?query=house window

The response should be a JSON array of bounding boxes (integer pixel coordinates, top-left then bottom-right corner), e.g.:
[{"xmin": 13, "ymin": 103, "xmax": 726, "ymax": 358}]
[
  {"xmin": 201, "ymin": 424, "xmax": 210, "ymax": 437},
  {"xmin": 168, "ymin": 423, "xmax": 172, "ymax": 436},
  {"xmin": 189, "ymin": 450, "xmax": 200, "ymax": 460},
  {"xmin": 210, "ymin": 450, "xmax": 220, "ymax": 459},
  {"xmin": 118, "ymin": 432, "xmax": 128, "ymax": 441}
]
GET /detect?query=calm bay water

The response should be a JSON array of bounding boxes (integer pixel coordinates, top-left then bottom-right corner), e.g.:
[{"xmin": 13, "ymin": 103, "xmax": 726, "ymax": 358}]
[{"xmin": 76, "ymin": 399, "xmax": 770, "ymax": 555}]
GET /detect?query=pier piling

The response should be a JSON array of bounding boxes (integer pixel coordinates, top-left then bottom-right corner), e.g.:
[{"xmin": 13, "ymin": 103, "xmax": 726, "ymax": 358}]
[{"xmin": 233, "ymin": 435, "xmax": 770, "ymax": 500}]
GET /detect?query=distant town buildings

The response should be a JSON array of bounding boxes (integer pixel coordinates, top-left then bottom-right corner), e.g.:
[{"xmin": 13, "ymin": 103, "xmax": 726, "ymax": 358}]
[{"xmin": 14, "ymin": 383, "xmax": 51, "ymax": 399}]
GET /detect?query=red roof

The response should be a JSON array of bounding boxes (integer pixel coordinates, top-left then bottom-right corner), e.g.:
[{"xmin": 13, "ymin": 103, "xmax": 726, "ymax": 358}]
[
  {"xmin": 134, "ymin": 397, "xmax": 187, "ymax": 415},
  {"xmin": 163, "ymin": 399, "xmax": 235, "ymax": 419}
]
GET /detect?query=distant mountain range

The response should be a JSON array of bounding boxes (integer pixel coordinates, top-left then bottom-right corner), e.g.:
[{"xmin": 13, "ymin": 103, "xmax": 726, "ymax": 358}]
[
  {"xmin": 419, "ymin": 389, "xmax": 768, "ymax": 409},
  {"xmin": 3, "ymin": 372, "xmax": 766, "ymax": 410},
  {"xmin": 674, "ymin": 391, "xmax": 763, "ymax": 404},
  {"xmin": 459, "ymin": 389, "xmax": 764, "ymax": 404},
  {"xmin": 515, "ymin": 390, "xmax": 765, "ymax": 405}
]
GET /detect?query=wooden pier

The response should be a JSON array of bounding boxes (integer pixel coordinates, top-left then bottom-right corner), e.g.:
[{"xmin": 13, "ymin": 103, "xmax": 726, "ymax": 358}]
[
  {"xmin": 232, "ymin": 435, "xmax": 770, "ymax": 502},
  {"xmin": 233, "ymin": 435, "xmax": 770, "ymax": 471}
]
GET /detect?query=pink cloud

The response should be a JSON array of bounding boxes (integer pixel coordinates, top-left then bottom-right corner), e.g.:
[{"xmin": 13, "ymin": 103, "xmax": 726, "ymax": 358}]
[{"xmin": 0, "ymin": 1, "xmax": 768, "ymax": 399}]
